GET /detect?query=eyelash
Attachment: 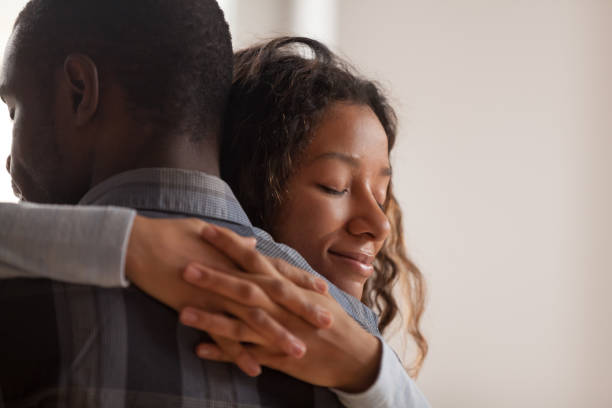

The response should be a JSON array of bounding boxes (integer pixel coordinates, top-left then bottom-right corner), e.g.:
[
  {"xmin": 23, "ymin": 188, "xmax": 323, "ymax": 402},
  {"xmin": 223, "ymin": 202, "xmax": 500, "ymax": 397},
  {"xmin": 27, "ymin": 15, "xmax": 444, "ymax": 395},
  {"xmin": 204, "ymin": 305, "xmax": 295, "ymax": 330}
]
[
  {"xmin": 318, "ymin": 185, "xmax": 347, "ymax": 196},
  {"xmin": 319, "ymin": 184, "xmax": 386, "ymax": 210}
]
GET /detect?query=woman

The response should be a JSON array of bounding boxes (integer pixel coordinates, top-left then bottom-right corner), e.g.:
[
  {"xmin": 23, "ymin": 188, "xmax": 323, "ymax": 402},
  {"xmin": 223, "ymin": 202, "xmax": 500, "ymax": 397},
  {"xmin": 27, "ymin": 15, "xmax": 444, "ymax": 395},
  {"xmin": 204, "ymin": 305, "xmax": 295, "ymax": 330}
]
[
  {"xmin": 220, "ymin": 37, "xmax": 427, "ymax": 375},
  {"xmin": 173, "ymin": 37, "xmax": 428, "ymax": 405}
]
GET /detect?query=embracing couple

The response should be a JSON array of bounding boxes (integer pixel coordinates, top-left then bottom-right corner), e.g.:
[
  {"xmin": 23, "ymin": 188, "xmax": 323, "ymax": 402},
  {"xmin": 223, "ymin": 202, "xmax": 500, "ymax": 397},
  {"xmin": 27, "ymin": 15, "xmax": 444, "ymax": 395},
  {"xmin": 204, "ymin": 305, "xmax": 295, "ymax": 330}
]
[{"xmin": 0, "ymin": 0, "xmax": 429, "ymax": 407}]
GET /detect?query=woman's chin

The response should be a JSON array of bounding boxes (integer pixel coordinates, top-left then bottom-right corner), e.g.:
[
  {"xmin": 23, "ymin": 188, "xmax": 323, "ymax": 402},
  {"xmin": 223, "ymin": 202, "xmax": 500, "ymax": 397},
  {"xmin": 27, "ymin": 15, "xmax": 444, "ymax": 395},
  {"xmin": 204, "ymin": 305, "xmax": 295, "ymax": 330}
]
[{"xmin": 319, "ymin": 260, "xmax": 368, "ymax": 299}]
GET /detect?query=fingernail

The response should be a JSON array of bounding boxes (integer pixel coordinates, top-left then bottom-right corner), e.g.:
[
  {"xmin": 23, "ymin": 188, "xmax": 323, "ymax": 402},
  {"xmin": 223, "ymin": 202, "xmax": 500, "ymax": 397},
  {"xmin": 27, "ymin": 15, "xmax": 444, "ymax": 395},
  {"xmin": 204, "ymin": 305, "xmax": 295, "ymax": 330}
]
[
  {"xmin": 201, "ymin": 224, "xmax": 217, "ymax": 239},
  {"xmin": 197, "ymin": 346, "xmax": 212, "ymax": 357},
  {"xmin": 289, "ymin": 340, "xmax": 306, "ymax": 358},
  {"xmin": 316, "ymin": 308, "xmax": 332, "ymax": 326},
  {"xmin": 246, "ymin": 361, "xmax": 262, "ymax": 377},
  {"xmin": 184, "ymin": 266, "xmax": 202, "ymax": 281},
  {"xmin": 314, "ymin": 278, "xmax": 328, "ymax": 293},
  {"xmin": 181, "ymin": 310, "xmax": 198, "ymax": 324}
]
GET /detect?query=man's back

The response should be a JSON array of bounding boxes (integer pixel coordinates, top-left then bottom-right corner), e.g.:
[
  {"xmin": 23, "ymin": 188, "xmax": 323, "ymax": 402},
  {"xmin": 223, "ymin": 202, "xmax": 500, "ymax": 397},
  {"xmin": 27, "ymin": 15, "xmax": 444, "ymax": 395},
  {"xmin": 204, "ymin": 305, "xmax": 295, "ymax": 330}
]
[{"xmin": 0, "ymin": 169, "xmax": 379, "ymax": 407}]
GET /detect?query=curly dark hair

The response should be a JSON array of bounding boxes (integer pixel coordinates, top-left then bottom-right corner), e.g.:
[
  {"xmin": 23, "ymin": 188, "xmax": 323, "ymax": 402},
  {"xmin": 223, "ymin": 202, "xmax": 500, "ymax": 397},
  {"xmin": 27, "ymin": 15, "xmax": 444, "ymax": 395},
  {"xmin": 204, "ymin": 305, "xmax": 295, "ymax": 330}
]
[
  {"xmin": 221, "ymin": 36, "xmax": 428, "ymax": 376},
  {"xmin": 13, "ymin": 0, "xmax": 232, "ymax": 140}
]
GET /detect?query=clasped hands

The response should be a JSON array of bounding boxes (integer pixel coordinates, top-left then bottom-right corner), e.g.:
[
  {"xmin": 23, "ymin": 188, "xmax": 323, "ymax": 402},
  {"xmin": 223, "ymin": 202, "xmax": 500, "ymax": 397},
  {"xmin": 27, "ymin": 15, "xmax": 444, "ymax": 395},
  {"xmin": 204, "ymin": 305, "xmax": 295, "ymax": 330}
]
[{"xmin": 126, "ymin": 217, "xmax": 381, "ymax": 393}]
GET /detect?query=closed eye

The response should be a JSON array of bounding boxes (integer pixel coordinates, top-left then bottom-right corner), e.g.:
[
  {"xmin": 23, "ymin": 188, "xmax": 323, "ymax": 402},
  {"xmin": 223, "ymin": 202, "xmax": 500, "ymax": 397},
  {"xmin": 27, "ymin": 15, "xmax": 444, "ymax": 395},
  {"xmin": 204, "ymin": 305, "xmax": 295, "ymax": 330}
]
[{"xmin": 318, "ymin": 184, "xmax": 348, "ymax": 196}]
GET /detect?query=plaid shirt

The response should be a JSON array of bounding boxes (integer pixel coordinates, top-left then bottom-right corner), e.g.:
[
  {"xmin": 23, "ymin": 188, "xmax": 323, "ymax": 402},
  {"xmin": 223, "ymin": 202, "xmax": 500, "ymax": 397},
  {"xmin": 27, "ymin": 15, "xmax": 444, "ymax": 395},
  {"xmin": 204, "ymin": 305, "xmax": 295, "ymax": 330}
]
[{"xmin": 0, "ymin": 168, "xmax": 380, "ymax": 408}]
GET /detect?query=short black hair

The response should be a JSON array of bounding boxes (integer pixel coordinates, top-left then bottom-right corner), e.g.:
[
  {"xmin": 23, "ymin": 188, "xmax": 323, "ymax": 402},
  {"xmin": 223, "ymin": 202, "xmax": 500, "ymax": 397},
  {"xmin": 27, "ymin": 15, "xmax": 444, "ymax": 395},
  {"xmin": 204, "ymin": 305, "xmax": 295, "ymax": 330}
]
[{"xmin": 14, "ymin": 0, "xmax": 233, "ymax": 140}]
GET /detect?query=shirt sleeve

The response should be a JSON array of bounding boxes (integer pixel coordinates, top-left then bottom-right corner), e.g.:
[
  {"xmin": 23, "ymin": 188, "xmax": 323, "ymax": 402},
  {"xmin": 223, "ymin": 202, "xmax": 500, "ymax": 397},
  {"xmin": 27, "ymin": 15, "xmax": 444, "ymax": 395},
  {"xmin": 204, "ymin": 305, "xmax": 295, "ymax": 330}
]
[
  {"xmin": 331, "ymin": 339, "xmax": 431, "ymax": 408},
  {"xmin": 0, "ymin": 202, "xmax": 136, "ymax": 287}
]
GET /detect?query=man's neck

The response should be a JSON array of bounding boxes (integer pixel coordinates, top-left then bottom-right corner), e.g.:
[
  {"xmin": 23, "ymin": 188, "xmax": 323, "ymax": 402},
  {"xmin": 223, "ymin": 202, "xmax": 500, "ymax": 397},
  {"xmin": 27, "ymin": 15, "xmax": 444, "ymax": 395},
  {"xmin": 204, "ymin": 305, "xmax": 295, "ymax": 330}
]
[
  {"xmin": 130, "ymin": 140, "xmax": 221, "ymax": 176},
  {"xmin": 89, "ymin": 136, "xmax": 221, "ymax": 192}
]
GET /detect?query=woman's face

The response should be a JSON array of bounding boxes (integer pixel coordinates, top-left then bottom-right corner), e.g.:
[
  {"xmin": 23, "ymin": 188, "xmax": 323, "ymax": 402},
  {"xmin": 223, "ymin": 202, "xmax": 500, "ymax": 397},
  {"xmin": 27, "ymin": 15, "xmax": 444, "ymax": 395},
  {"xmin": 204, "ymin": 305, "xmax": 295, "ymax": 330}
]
[{"xmin": 273, "ymin": 102, "xmax": 391, "ymax": 299}]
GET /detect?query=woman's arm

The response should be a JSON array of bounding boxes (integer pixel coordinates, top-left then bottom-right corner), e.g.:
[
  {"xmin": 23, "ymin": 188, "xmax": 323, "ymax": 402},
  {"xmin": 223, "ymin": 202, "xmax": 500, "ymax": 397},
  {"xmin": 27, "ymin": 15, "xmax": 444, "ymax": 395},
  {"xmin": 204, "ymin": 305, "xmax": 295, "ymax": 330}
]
[
  {"xmin": 178, "ymin": 224, "xmax": 431, "ymax": 407},
  {"xmin": 0, "ymin": 202, "xmax": 135, "ymax": 286},
  {"xmin": 0, "ymin": 203, "xmax": 330, "ymax": 370},
  {"xmin": 181, "ymin": 260, "xmax": 430, "ymax": 407},
  {"xmin": 332, "ymin": 340, "xmax": 431, "ymax": 408}
]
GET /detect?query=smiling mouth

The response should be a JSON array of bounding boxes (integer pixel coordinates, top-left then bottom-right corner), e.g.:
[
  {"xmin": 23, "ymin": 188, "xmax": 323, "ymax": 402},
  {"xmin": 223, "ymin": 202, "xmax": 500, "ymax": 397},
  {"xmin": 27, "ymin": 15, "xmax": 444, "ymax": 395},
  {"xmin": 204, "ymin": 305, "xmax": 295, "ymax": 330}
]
[{"xmin": 328, "ymin": 250, "xmax": 375, "ymax": 277}]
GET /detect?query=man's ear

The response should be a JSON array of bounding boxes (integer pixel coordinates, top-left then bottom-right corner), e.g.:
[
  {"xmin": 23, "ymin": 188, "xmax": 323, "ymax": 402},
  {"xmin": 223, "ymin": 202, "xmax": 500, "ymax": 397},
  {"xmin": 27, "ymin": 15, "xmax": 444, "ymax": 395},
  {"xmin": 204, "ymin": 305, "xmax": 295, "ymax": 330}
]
[{"xmin": 63, "ymin": 54, "xmax": 99, "ymax": 126}]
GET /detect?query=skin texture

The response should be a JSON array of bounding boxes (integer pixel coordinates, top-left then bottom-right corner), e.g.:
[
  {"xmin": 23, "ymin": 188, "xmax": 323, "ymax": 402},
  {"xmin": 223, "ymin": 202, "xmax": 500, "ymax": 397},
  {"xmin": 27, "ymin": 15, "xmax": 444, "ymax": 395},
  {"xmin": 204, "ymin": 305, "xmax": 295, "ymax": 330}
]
[{"xmin": 272, "ymin": 103, "xmax": 392, "ymax": 299}]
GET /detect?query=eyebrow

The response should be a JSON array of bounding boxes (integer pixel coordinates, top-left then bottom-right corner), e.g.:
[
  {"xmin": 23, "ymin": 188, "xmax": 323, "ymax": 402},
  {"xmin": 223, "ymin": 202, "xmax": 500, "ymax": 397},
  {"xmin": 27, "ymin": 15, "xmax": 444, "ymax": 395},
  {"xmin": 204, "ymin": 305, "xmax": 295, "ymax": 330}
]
[{"xmin": 310, "ymin": 152, "xmax": 392, "ymax": 177}]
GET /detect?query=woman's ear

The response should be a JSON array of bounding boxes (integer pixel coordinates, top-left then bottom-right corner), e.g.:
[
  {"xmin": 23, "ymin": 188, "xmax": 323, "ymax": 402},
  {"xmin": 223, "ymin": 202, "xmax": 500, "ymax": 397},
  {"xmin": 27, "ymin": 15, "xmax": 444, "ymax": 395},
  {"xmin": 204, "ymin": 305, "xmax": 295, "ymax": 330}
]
[{"xmin": 63, "ymin": 54, "xmax": 99, "ymax": 126}]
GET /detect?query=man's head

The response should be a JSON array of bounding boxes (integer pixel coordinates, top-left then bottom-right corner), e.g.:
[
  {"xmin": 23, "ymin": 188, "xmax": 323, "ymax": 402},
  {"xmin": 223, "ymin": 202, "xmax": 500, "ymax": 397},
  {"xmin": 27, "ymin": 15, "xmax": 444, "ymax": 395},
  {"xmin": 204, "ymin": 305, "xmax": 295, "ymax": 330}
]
[{"xmin": 0, "ymin": 0, "xmax": 232, "ymax": 203}]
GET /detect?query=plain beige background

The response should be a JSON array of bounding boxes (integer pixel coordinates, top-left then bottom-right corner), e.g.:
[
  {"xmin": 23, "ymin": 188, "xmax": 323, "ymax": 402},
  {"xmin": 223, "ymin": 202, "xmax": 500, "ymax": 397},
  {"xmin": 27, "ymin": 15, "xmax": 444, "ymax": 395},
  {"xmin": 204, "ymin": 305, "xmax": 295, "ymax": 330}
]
[{"xmin": 1, "ymin": 1, "xmax": 611, "ymax": 407}]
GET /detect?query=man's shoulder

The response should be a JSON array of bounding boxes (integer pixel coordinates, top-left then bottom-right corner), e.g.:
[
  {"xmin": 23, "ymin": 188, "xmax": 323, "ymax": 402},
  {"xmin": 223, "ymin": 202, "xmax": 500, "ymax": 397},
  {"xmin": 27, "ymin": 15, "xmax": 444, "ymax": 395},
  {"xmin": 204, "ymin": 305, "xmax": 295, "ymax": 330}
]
[{"xmin": 252, "ymin": 227, "xmax": 315, "ymax": 273}]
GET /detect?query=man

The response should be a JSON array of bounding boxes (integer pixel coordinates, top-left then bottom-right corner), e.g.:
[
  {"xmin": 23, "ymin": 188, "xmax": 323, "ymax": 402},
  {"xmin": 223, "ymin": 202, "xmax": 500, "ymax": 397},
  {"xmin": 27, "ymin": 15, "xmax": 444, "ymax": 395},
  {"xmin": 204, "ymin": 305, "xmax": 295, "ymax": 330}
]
[{"xmin": 0, "ymin": 0, "xmax": 395, "ymax": 407}]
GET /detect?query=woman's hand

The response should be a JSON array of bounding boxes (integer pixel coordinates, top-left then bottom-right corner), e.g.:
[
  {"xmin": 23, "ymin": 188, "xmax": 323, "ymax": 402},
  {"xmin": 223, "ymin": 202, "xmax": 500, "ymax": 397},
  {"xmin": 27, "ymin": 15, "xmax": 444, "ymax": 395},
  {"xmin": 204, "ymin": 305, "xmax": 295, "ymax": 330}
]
[
  {"xmin": 180, "ymin": 223, "xmax": 383, "ymax": 391},
  {"xmin": 184, "ymin": 264, "xmax": 382, "ymax": 391},
  {"xmin": 125, "ymin": 216, "xmax": 333, "ymax": 376}
]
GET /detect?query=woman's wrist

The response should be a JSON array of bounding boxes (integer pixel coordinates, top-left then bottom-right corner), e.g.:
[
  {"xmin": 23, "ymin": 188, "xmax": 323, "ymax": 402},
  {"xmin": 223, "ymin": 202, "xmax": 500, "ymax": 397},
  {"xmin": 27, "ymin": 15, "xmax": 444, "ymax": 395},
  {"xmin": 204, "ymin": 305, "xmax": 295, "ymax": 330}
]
[{"xmin": 335, "ymin": 334, "xmax": 382, "ymax": 393}]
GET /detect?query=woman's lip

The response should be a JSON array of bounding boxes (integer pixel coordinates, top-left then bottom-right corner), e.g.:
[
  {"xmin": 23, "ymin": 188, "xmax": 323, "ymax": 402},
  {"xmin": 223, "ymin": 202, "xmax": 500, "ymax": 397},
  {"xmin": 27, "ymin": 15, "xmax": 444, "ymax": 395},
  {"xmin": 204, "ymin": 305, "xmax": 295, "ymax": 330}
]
[
  {"xmin": 329, "ymin": 250, "xmax": 375, "ymax": 265},
  {"xmin": 328, "ymin": 250, "xmax": 375, "ymax": 277}
]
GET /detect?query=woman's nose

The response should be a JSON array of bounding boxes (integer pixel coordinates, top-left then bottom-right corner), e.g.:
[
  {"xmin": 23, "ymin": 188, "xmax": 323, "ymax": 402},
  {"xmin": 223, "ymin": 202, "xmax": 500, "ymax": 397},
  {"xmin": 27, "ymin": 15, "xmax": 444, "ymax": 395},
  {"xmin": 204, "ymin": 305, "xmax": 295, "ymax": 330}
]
[{"xmin": 347, "ymin": 194, "xmax": 391, "ymax": 242}]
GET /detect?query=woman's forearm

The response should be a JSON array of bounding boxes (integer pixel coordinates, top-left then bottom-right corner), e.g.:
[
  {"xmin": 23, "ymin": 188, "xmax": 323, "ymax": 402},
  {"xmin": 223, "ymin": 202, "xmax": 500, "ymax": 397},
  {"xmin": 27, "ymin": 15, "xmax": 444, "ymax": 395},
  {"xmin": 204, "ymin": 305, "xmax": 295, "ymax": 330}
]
[
  {"xmin": 332, "ymin": 340, "xmax": 431, "ymax": 408},
  {"xmin": 0, "ymin": 202, "xmax": 135, "ymax": 287}
]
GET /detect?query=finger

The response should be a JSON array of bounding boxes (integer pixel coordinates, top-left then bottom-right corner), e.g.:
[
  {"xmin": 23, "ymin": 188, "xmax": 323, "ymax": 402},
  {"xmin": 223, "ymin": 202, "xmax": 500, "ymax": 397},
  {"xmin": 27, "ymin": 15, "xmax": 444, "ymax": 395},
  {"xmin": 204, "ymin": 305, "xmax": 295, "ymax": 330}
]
[
  {"xmin": 255, "ymin": 275, "xmax": 333, "ymax": 329},
  {"xmin": 184, "ymin": 263, "xmax": 333, "ymax": 330},
  {"xmin": 183, "ymin": 264, "xmax": 271, "ymax": 309},
  {"xmin": 230, "ymin": 305, "xmax": 306, "ymax": 358},
  {"xmin": 182, "ymin": 266, "xmax": 309, "ymax": 356},
  {"xmin": 200, "ymin": 224, "xmax": 280, "ymax": 277},
  {"xmin": 196, "ymin": 343, "xmax": 287, "ymax": 373},
  {"xmin": 239, "ymin": 345, "xmax": 292, "ymax": 373},
  {"xmin": 180, "ymin": 308, "xmax": 262, "ymax": 376},
  {"xmin": 195, "ymin": 343, "xmax": 232, "ymax": 362},
  {"xmin": 210, "ymin": 335, "xmax": 262, "ymax": 377},
  {"xmin": 180, "ymin": 304, "xmax": 305, "ymax": 358},
  {"xmin": 268, "ymin": 257, "xmax": 329, "ymax": 294},
  {"xmin": 179, "ymin": 307, "xmax": 266, "ymax": 344}
]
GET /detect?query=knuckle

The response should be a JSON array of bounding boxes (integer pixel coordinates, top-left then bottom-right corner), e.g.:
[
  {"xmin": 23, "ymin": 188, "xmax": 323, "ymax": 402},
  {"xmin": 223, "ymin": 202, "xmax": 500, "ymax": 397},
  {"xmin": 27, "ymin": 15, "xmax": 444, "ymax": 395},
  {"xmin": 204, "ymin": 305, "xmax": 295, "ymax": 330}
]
[
  {"xmin": 247, "ymin": 308, "xmax": 268, "ymax": 326},
  {"xmin": 269, "ymin": 280, "xmax": 288, "ymax": 301},
  {"xmin": 242, "ymin": 249, "xmax": 260, "ymax": 266},
  {"xmin": 237, "ymin": 282, "xmax": 261, "ymax": 304},
  {"xmin": 299, "ymin": 275, "xmax": 313, "ymax": 289},
  {"xmin": 230, "ymin": 323, "xmax": 248, "ymax": 340},
  {"xmin": 273, "ymin": 258, "xmax": 289, "ymax": 274},
  {"xmin": 268, "ymin": 257, "xmax": 281, "ymax": 269}
]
